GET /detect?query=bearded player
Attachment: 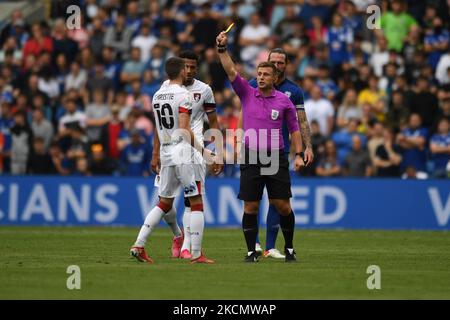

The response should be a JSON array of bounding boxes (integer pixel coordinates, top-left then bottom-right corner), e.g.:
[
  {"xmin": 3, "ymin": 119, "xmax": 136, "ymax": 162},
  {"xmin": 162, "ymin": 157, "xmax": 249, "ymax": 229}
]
[{"xmin": 130, "ymin": 57, "xmax": 215, "ymax": 264}]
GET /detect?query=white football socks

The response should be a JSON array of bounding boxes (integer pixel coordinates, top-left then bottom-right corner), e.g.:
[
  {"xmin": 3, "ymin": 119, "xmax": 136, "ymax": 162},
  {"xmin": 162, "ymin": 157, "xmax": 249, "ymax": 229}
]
[
  {"xmin": 181, "ymin": 207, "xmax": 191, "ymax": 252},
  {"xmin": 163, "ymin": 207, "xmax": 182, "ymax": 238},
  {"xmin": 190, "ymin": 211, "xmax": 204, "ymax": 259},
  {"xmin": 135, "ymin": 206, "xmax": 166, "ymax": 247}
]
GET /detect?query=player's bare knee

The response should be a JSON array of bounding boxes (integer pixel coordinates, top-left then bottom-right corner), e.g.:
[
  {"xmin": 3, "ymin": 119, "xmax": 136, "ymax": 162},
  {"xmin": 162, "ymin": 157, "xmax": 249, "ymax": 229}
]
[
  {"xmin": 244, "ymin": 201, "xmax": 259, "ymax": 214},
  {"xmin": 187, "ymin": 195, "xmax": 203, "ymax": 206},
  {"xmin": 271, "ymin": 200, "xmax": 291, "ymax": 216},
  {"xmin": 157, "ymin": 198, "xmax": 174, "ymax": 213}
]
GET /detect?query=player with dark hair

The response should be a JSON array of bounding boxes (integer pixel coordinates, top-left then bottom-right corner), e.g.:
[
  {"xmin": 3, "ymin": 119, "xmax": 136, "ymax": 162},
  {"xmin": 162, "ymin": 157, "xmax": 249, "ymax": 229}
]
[
  {"xmin": 152, "ymin": 50, "xmax": 223, "ymax": 259},
  {"xmin": 130, "ymin": 57, "xmax": 215, "ymax": 264}
]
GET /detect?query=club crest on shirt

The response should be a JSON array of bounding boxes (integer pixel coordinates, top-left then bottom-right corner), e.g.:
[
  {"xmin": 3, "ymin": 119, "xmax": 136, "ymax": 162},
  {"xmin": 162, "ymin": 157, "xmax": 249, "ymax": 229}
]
[
  {"xmin": 193, "ymin": 93, "xmax": 201, "ymax": 102},
  {"xmin": 284, "ymin": 91, "xmax": 292, "ymax": 98},
  {"xmin": 271, "ymin": 109, "xmax": 279, "ymax": 120}
]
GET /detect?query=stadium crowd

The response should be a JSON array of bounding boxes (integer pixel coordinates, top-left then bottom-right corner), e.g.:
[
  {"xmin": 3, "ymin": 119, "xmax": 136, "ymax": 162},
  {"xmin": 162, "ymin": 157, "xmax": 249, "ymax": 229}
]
[{"xmin": 0, "ymin": 0, "xmax": 449, "ymax": 179}]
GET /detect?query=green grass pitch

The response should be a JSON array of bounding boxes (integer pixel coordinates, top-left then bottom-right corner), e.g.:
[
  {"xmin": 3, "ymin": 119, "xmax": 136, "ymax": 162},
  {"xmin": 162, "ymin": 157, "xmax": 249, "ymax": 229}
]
[{"xmin": 1, "ymin": 226, "xmax": 449, "ymax": 299}]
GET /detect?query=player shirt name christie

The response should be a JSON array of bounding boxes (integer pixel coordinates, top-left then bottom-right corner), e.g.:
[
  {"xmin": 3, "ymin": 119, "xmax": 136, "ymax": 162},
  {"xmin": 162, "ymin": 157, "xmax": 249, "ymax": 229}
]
[{"xmin": 154, "ymin": 93, "xmax": 175, "ymax": 100}]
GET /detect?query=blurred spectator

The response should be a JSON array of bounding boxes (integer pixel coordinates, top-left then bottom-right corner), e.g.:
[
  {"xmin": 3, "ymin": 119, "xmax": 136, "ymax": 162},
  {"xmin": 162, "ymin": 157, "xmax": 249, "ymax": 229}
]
[
  {"xmin": 0, "ymin": 102, "xmax": 13, "ymax": 173},
  {"xmin": 52, "ymin": 18, "xmax": 79, "ymax": 65},
  {"xmin": 10, "ymin": 111, "xmax": 33, "ymax": 174},
  {"xmin": 192, "ymin": 2, "xmax": 219, "ymax": 53},
  {"xmin": 22, "ymin": 23, "xmax": 53, "ymax": 64},
  {"xmin": 0, "ymin": 9, "xmax": 28, "ymax": 48},
  {"xmin": 357, "ymin": 74, "xmax": 386, "ymax": 122},
  {"xmin": 324, "ymin": 13, "xmax": 353, "ymax": 66},
  {"xmin": 304, "ymin": 86, "xmax": 334, "ymax": 136},
  {"xmin": 31, "ymin": 108, "xmax": 53, "ymax": 150},
  {"xmin": 306, "ymin": 16, "xmax": 327, "ymax": 49},
  {"xmin": 120, "ymin": 129, "xmax": 150, "ymax": 176},
  {"xmin": 74, "ymin": 157, "xmax": 91, "ymax": 176},
  {"xmin": 107, "ymin": 105, "xmax": 123, "ymax": 160},
  {"xmin": 65, "ymin": 61, "xmax": 87, "ymax": 91},
  {"xmin": 0, "ymin": 37, "xmax": 23, "ymax": 66},
  {"xmin": 239, "ymin": 13, "xmax": 270, "ymax": 72},
  {"xmin": 409, "ymin": 76, "xmax": 439, "ymax": 128},
  {"xmin": 332, "ymin": 118, "xmax": 366, "ymax": 164},
  {"xmin": 397, "ymin": 113, "xmax": 428, "ymax": 174},
  {"xmin": 131, "ymin": 24, "xmax": 157, "ymax": 63},
  {"xmin": 88, "ymin": 17, "xmax": 106, "ymax": 58},
  {"xmin": 24, "ymin": 74, "xmax": 49, "ymax": 108},
  {"xmin": 430, "ymin": 118, "xmax": 450, "ymax": 178},
  {"xmin": 316, "ymin": 64, "xmax": 338, "ymax": 100},
  {"xmin": 374, "ymin": 127, "xmax": 403, "ymax": 177},
  {"xmin": 367, "ymin": 121, "xmax": 384, "ymax": 164},
  {"xmin": 58, "ymin": 99, "xmax": 86, "ymax": 135},
  {"xmin": 38, "ymin": 66, "xmax": 60, "ymax": 102},
  {"xmin": 85, "ymin": 62, "xmax": 114, "ymax": 105},
  {"xmin": 435, "ymin": 49, "xmax": 450, "ymax": 84},
  {"xmin": 141, "ymin": 70, "xmax": 160, "ymax": 98},
  {"xmin": 103, "ymin": 13, "xmax": 133, "ymax": 60},
  {"xmin": 424, "ymin": 17, "xmax": 449, "ymax": 71},
  {"xmin": 125, "ymin": 1, "xmax": 142, "ymax": 36},
  {"xmin": 316, "ymin": 140, "xmax": 342, "ymax": 177},
  {"xmin": 85, "ymin": 89, "xmax": 111, "ymax": 143},
  {"xmin": 337, "ymin": 88, "xmax": 361, "ymax": 129},
  {"xmin": 27, "ymin": 137, "xmax": 54, "ymax": 174},
  {"xmin": 126, "ymin": 80, "xmax": 152, "ymax": 113},
  {"xmin": 301, "ymin": 119, "xmax": 326, "ymax": 177},
  {"xmin": 386, "ymin": 90, "xmax": 409, "ymax": 132},
  {"xmin": 379, "ymin": 0, "xmax": 417, "ymax": 52},
  {"xmin": 48, "ymin": 141, "xmax": 70, "ymax": 175},
  {"xmin": 121, "ymin": 47, "xmax": 145, "ymax": 86},
  {"xmin": 66, "ymin": 124, "xmax": 88, "ymax": 169},
  {"xmin": 144, "ymin": 44, "xmax": 166, "ymax": 82},
  {"xmin": 89, "ymin": 143, "xmax": 116, "ymax": 175},
  {"xmin": 343, "ymin": 135, "xmax": 372, "ymax": 177}
]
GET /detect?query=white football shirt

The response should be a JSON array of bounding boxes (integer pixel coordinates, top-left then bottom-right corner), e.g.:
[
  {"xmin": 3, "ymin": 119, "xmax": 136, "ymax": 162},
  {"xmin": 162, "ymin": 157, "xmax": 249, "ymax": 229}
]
[{"xmin": 152, "ymin": 83, "xmax": 194, "ymax": 166}]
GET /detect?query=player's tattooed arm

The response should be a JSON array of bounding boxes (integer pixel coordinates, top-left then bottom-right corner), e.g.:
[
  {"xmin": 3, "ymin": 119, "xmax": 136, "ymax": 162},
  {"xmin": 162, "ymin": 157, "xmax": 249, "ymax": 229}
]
[{"xmin": 297, "ymin": 109, "xmax": 314, "ymax": 166}]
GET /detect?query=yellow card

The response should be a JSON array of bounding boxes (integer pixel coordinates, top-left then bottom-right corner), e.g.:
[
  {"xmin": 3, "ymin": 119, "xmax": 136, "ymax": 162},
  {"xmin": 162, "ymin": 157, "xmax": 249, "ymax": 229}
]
[{"xmin": 224, "ymin": 22, "xmax": 234, "ymax": 33}]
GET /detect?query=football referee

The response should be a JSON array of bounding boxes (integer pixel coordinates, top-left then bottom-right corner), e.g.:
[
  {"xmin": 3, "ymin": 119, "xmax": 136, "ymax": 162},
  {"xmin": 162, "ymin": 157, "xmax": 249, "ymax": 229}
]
[{"xmin": 216, "ymin": 31, "xmax": 304, "ymax": 262}]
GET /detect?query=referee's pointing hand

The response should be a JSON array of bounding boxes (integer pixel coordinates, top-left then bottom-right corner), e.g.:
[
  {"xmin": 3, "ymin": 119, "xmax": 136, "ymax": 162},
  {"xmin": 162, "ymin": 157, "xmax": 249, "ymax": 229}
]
[{"xmin": 216, "ymin": 31, "xmax": 227, "ymax": 47}]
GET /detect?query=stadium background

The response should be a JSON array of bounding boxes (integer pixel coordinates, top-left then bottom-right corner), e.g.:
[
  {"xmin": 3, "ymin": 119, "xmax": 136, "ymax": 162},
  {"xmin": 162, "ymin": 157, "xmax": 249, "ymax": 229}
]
[
  {"xmin": 0, "ymin": 0, "xmax": 449, "ymax": 300},
  {"xmin": 0, "ymin": 0, "xmax": 449, "ymax": 229}
]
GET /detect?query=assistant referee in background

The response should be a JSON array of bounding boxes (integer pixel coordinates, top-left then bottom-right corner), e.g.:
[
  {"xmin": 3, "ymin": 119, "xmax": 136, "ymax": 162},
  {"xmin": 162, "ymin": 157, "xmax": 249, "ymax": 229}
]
[{"xmin": 216, "ymin": 30, "xmax": 304, "ymax": 262}]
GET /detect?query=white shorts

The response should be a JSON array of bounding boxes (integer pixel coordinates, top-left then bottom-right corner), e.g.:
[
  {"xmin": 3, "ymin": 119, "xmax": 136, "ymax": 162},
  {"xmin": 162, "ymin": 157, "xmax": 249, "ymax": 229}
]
[{"xmin": 157, "ymin": 164, "xmax": 205, "ymax": 198}]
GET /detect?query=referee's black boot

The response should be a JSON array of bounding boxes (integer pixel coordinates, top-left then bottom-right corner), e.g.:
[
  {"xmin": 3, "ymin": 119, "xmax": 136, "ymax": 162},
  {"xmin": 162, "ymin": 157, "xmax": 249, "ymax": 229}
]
[
  {"xmin": 244, "ymin": 251, "xmax": 259, "ymax": 263},
  {"xmin": 284, "ymin": 248, "xmax": 297, "ymax": 263}
]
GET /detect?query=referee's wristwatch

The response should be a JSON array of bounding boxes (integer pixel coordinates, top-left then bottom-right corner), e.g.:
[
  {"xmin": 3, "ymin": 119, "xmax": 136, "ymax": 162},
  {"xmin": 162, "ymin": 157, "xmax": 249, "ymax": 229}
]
[{"xmin": 295, "ymin": 152, "xmax": 305, "ymax": 159}]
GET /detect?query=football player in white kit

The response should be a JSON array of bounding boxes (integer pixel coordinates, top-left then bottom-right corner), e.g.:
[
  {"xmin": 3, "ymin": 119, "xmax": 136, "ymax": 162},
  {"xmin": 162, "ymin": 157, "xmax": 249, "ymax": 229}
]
[
  {"xmin": 130, "ymin": 57, "xmax": 216, "ymax": 264},
  {"xmin": 152, "ymin": 51, "xmax": 224, "ymax": 260}
]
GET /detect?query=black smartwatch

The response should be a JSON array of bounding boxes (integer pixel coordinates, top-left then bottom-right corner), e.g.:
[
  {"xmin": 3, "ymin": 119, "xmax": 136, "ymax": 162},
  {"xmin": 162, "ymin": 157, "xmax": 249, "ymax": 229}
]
[
  {"xmin": 295, "ymin": 152, "xmax": 304, "ymax": 159},
  {"xmin": 217, "ymin": 44, "xmax": 227, "ymax": 53}
]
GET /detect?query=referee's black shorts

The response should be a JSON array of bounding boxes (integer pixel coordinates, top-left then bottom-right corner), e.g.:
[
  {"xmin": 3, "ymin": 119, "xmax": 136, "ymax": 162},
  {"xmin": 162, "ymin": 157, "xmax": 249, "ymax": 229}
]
[{"xmin": 238, "ymin": 148, "xmax": 292, "ymax": 201}]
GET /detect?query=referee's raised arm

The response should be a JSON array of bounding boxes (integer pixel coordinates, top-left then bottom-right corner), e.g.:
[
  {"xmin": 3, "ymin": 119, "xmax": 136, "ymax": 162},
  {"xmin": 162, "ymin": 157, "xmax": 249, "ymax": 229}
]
[{"xmin": 216, "ymin": 31, "xmax": 237, "ymax": 82}]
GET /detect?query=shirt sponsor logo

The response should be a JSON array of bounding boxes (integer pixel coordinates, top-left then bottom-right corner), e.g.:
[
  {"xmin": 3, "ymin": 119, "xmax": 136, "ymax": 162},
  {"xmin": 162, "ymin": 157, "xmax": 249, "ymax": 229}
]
[{"xmin": 271, "ymin": 110, "xmax": 279, "ymax": 120}]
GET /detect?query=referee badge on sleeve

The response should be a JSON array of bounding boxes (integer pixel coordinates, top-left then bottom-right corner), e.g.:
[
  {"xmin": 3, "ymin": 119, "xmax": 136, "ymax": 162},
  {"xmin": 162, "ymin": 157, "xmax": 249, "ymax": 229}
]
[{"xmin": 271, "ymin": 110, "xmax": 279, "ymax": 120}]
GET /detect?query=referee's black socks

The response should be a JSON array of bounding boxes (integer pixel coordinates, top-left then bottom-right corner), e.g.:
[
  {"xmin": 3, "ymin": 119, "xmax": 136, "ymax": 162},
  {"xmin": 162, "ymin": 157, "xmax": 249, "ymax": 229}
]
[
  {"xmin": 242, "ymin": 213, "xmax": 258, "ymax": 253},
  {"xmin": 280, "ymin": 211, "xmax": 295, "ymax": 249}
]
